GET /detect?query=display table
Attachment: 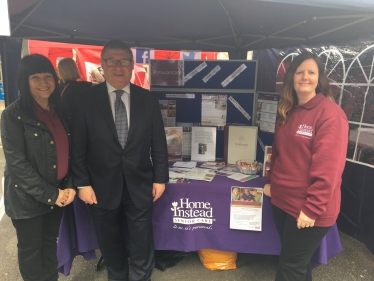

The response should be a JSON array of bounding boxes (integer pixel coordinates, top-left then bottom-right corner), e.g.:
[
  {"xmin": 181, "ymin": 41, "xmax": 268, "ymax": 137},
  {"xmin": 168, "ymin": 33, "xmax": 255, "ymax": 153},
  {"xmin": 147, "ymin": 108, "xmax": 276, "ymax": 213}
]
[{"xmin": 57, "ymin": 176, "xmax": 343, "ymax": 275}]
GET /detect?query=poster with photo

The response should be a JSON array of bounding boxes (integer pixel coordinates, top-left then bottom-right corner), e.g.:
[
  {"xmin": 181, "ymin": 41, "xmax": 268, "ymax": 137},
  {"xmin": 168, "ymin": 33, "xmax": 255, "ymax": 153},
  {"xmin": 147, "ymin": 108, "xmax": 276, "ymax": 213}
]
[
  {"xmin": 165, "ymin": 127, "xmax": 183, "ymax": 161},
  {"xmin": 191, "ymin": 127, "xmax": 216, "ymax": 161},
  {"xmin": 160, "ymin": 100, "xmax": 176, "ymax": 127},
  {"xmin": 201, "ymin": 94, "xmax": 227, "ymax": 126},
  {"xmin": 150, "ymin": 60, "xmax": 184, "ymax": 86},
  {"xmin": 177, "ymin": 122, "xmax": 193, "ymax": 157},
  {"xmin": 256, "ymin": 93, "xmax": 279, "ymax": 133},
  {"xmin": 230, "ymin": 187, "xmax": 263, "ymax": 231}
]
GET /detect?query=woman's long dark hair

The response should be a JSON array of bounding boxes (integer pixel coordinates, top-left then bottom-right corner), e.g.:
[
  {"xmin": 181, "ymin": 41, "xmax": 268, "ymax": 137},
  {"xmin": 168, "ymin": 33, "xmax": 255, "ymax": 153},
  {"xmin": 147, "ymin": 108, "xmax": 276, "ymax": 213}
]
[
  {"xmin": 277, "ymin": 52, "xmax": 334, "ymax": 125},
  {"xmin": 17, "ymin": 54, "xmax": 62, "ymax": 117}
]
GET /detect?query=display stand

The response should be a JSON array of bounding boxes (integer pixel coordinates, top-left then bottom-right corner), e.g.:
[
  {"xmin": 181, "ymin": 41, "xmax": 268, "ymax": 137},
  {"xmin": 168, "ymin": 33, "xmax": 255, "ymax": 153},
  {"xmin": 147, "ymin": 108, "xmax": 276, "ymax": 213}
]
[{"xmin": 150, "ymin": 59, "xmax": 258, "ymax": 159}]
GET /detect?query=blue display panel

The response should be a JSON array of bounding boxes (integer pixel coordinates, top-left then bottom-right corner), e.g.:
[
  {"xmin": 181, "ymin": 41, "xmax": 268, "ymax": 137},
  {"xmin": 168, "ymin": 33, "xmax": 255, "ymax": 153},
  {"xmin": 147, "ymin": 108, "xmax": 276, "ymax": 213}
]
[
  {"xmin": 153, "ymin": 92, "xmax": 254, "ymax": 159},
  {"xmin": 151, "ymin": 59, "xmax": 257, "ymax": 160},
  {"xmin": 151, "ymin": 60, "xmax": 257, "ymax": 91},
  {"xmin": 154, "ymin": 92, "xmax": 254, "ymax": 124}
]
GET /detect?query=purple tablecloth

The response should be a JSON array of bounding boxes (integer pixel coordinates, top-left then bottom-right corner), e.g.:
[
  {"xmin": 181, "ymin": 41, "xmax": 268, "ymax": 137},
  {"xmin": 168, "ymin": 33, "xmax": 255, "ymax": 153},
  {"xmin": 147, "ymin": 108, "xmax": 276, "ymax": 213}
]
[
  {"xmin": 57, "ymin": 176, "xmax": 343, "ymax": 275},
  {"xmin": 57, "ymin": 197, "xmax": 98, "ymax": 275}
]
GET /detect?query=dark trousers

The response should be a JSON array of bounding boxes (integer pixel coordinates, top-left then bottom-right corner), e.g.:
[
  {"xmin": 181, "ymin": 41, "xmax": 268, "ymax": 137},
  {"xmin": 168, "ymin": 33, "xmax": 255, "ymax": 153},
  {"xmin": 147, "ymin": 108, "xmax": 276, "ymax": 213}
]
[
  {"xmin": 89, "ymin": 182, "xmax": 154, "ymax": 281},
  {"xmin": 272, "ymin": 205, "xmax": 331, "ymax": 281},
  {"xmin": 11, "ymin": 207, "xmax": 64, "ymax": 281}
]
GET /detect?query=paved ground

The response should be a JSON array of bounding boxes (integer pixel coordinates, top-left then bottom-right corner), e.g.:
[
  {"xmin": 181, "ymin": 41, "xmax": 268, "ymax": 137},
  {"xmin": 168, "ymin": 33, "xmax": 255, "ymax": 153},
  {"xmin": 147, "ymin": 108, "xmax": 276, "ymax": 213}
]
[{"xmin": 1, "ymin": 212, "xmax": 374, "ymax": 281}]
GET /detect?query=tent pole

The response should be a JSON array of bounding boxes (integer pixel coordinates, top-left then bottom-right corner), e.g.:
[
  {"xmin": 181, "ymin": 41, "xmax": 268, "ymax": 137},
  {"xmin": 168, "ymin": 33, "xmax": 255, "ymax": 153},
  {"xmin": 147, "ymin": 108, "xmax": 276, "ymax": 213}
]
[
  {"xmin": 218, "ymin": 0, "xmax": 242, "ymax": 49},
  {"xmin": 0, "ymin": 38, "xmax": 23, "ymax": 107},
  {"xmin": 11, "ymin": 0, "xmax": 45, "ymax": 35},
  {"xmin": 310, "ymin": 15, "xmax": 374, "ymax": 39},
  {"xmin": 0, "ymin": 39, "xmax": 9, "ymax": 106}
]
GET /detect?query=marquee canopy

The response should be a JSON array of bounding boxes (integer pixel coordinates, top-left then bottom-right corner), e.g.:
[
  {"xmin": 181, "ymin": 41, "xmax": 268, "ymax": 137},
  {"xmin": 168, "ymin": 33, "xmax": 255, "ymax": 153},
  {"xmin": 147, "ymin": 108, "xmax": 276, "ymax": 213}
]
[{"xmin": 6, "ymin": 0, "xmax": 374, "ymax": 52}]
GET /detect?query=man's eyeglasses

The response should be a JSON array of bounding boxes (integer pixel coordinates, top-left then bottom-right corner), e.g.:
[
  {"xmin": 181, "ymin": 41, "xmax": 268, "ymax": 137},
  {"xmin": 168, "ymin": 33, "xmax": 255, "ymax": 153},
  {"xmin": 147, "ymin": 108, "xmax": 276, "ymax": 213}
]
[{"xmin": 103, "ymin": 59, "xmax": 133, "ymax": 67}]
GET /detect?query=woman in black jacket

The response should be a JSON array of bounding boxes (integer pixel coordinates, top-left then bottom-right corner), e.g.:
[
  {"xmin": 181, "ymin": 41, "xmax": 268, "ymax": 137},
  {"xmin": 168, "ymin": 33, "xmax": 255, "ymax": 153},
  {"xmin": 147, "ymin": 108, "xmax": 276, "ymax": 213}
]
[{"xmin": 1, "ymin": 54, "xmax": 75, "ymax": 281}]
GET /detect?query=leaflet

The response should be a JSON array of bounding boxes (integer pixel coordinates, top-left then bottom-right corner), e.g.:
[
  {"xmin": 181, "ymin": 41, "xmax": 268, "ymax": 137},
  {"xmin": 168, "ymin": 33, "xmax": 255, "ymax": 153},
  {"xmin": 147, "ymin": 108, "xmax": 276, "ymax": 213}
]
[
  {"xmin": 191, "ymin": 127, "xmax": 216, "ymax": 161},
  {"xmin": 159, "ymin": 100, "xmax": 176, "ymax": 127},
  {"xmin": 173, "ymin": 161, "xmax": 197, "ymax": 168},
  {"xmin": 230, "ymin": 187, "xmax": 263, "ymax": 231},
  {"xmin": 227, "ymin": 173, "xmax": 258, "ymax": 182},
  {"xmin": 201, "ymin": 94, "xmax": 227, "ymax": 126},
  {"xmin": 184, "ymin": 168, "xmax": 217, "ymax": 182}
]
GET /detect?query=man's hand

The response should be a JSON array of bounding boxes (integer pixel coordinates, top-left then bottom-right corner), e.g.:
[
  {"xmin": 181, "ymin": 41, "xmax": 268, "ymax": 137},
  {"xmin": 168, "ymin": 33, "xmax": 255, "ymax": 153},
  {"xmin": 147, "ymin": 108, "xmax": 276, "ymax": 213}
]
[
  {"xmin": 263, "ymin": 184, "xmax": 271, "ymax": 197},
  {"xmin": 297, "ymin": 210, "xmax": 315, "ymax": 229},
  {"xmin": 79, "ymin": 186, "xmax": 97, "ymax": 205},
  {"xmin": 55, "ymin": 188, "xmax": 69, "ymax": 207},
  {"xmin": 62, "ymin": 188, "xmax": 76, "ymax": 206},
  {"xmin": 152, "ymin": 183, "xmax": 165, "ymax": 202}
]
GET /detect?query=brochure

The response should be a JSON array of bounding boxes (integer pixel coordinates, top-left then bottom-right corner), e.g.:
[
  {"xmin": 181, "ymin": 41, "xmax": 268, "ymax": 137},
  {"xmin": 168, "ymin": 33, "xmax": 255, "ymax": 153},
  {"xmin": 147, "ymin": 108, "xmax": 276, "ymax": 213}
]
[
  {"xmin": 227, "ymin": 173, "xmax": 258, "ymax": 182},
  {"xmin": 191, "ymin": 127, "xmax": 217, "ymax": 162},
  {"xmin": 223, "ymin": 125, "xmax": 258, "ymax": 164},
  {"xmin": 169, "ymin": 178, "xmax": 191, "ymax": 184},
  {"xmin": 177, "ymin": 122, "xmax": 193, "ymax": 157},
  {"xmin": 256, "ymin": 92, "xmax": 279, "ymax": 133},
  {"xmin": 201, "ymin": 94, "xmax": 227, "ymax": 126},
  {"xmin": 165, "ymin": 127, "xmax": 183, "ymax": 161},
  {"xmin": 184, "ymin": 168, "xmax": 217, "ymax": 182},
  {"xmin": 169, "ymin": 167, "xmax": 191, "ymax": 178},
  {"xmin": 173, "ymin": 161, "xmax": 197, "ymax": 168},
  {"xmin": 200, "ymin": 161, "xmax": 226, "ymax": 170},
  {"xmin": 230, "ymin": 187, "xmax": 263, "ymax": 231},
  {"xmin": 159, "ymin": 100, "xmax": 176, "ymax": 127},
  {"xmin": 263, "ymin": 145, "xmax": 272, "ymax": 177},
  {"xmin": 216, "ymin": 164, "xmax": 240, "ymax": 176}
]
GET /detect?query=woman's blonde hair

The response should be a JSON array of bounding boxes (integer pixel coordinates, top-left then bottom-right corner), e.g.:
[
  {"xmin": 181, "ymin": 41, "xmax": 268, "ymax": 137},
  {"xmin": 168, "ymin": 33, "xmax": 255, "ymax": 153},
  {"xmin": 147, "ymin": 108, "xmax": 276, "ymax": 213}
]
[
  {"xmin": 57, "ymin": 58, "xmax": 81, "ymax": 81},
  {"xmin": 277, "ymin": 52, "xmax": 334, "ymax": 126}
]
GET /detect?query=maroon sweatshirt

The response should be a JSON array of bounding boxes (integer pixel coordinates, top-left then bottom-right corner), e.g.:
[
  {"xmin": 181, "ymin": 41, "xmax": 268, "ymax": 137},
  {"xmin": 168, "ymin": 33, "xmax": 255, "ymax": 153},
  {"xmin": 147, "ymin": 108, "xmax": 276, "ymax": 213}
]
[{"xmin": 267, "ymin": 93, "xmax": 348, "ymax": 227}]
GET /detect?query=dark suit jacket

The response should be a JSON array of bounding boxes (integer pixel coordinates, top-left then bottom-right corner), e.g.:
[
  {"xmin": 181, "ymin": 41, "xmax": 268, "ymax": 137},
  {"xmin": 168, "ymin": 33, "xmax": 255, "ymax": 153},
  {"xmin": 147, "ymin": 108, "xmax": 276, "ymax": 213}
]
[
  {"xmin": 61, "ymin": 81, "xmax": 92, "ymax": 124},
  {"xmin": 71, "ymin": 82, "xmax": 169, "ymax": 210}
]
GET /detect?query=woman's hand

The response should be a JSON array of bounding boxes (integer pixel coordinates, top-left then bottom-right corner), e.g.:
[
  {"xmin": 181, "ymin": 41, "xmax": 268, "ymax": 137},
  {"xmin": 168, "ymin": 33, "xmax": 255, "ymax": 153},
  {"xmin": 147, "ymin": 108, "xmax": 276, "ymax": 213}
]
[
  {"xmin": 55, "ymin": 188, "xmax": 69, "ymax": 207},
  {"xmin": 297, "ymin": 210, "xmax": 315, "ymax": 229},
  {"xmin": 263, "ymin": 184, "xmax": 271, "ymax": 197},
  {"xmin": 62, "ymin": 188, "xmax": 76, "ymax": 206}
]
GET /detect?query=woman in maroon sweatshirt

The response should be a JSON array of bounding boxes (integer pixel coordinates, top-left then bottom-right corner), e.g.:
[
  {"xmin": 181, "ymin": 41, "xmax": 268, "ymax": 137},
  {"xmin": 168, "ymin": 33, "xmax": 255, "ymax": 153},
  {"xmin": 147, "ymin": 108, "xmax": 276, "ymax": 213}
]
[{"xmin": 264, "ymin": 52, "xmax": 348, "ymax": 281}]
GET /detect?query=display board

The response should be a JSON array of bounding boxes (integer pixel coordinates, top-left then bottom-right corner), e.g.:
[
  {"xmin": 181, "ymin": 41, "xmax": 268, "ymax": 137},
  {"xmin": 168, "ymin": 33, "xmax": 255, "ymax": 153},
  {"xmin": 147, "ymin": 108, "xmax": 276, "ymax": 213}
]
[
  {"xmin": 151, "ymin": 60, "xmax": 257, "ymax": 91},
  {"xmin": 154, "ymin": 92, "xmax": 254, "ymax": 124},
  {"xmin": 151, "ymin": 59, "xmax": 257, "ymax": 160}
]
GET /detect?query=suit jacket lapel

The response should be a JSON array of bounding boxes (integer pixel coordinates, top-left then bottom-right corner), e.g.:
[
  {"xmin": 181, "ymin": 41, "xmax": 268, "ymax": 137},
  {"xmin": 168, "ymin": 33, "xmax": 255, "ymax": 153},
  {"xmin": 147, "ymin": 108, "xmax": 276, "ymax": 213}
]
[
  {"xmin": 127, "ymin": 83, "xmax": 141, "ymax": 145},
  {"xmin": 95, "ymin": 83, "xmax": 118, "ymax": 141}
]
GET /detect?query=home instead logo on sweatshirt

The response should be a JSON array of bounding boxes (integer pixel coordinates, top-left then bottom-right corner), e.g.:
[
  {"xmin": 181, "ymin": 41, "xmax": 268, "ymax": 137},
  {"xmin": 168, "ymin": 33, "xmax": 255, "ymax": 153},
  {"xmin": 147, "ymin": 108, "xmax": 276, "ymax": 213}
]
[
  {"xmin": 296, "ymin": 124, "xmax": 313, "ymax": 138},
  {"xmin": 170, "ymin": 199, "xmax": 214, "ymax": 230}
]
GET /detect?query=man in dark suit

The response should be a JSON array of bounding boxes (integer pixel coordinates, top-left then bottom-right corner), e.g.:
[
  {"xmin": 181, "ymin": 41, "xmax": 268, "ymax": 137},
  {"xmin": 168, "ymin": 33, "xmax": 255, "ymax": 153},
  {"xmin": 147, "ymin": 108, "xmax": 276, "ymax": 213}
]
[{"xmin": 71, "ymin": 40, "xmax": 168, "ymax": 281}]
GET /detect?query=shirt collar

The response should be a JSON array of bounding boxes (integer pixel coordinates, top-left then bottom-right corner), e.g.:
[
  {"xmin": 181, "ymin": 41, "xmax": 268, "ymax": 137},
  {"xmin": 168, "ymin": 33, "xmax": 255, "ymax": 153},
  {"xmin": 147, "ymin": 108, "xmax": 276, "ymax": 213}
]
[
  {"xmin": 106, "ymin": 82, "xmax": 131, "ymax": 95},
  {"xmin": 32, "ymin": 99, "xmax": 55, "ymax": 115},
  {"xmin": 296, "ymin": 92, "xmax": 326, "ymax": 110}
]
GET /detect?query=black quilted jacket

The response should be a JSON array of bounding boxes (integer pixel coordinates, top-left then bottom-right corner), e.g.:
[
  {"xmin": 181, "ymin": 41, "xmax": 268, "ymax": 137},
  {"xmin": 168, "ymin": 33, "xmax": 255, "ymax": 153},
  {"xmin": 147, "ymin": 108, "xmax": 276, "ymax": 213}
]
[{"xmin": 1, "ymin": 99, "xmax": 73, "ymax": 219}]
